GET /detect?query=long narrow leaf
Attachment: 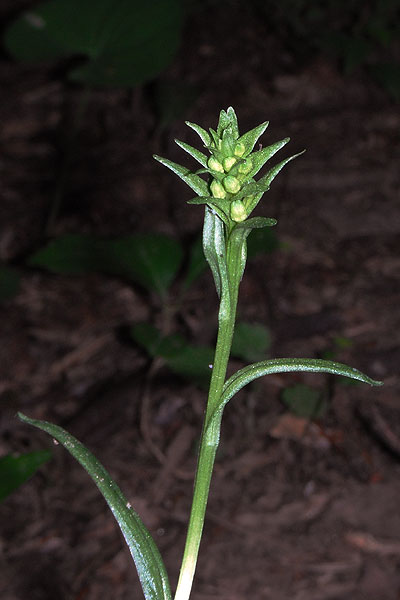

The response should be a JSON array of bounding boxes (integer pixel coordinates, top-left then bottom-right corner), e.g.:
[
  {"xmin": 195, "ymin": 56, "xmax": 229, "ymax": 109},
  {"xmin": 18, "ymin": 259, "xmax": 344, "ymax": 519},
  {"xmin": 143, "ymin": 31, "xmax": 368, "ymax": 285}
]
[
  {"xmin": 174, "ymin": 139, "xmax": 208, "ymax": 167},
  {"xmin": 207, "ymin": 358, "xmax": 382, "ymax": 428},
  {"xmin": 153, "ymin": 155, "xmax": 208, "ymax": 197},
  {"xmin": 18, "ymin": 413, "xmax": 171, "ymax": 600}
]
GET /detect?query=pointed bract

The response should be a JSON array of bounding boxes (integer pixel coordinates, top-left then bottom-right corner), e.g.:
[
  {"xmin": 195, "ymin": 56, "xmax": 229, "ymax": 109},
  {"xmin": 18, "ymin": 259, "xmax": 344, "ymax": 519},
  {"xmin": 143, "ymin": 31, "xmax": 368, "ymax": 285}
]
[
  {"xmin": 153, "ymin": 155, "xmax": 208, "ymax": 197},
  {"xmin": 237, "ymin": 121, "xmax": 269, "ymax": 155},
  {"xmin": 185, "ymin": 121, "xmax": 211, "ymax": 147},
  {"xmin": 175, "ymin": 140, "xmax": 208, "ymax": 168}
]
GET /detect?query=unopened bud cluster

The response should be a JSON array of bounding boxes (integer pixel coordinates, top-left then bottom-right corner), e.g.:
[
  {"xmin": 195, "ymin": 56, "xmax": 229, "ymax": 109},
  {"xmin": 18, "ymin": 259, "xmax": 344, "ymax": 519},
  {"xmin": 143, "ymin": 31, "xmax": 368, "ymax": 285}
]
[
  {"xmin": 154, "ymin": 107, "xmax": 294, "ymax": 229},
  {"xmin": 207, "ymin": 137, "xmax": 255, "ymax": 223}
]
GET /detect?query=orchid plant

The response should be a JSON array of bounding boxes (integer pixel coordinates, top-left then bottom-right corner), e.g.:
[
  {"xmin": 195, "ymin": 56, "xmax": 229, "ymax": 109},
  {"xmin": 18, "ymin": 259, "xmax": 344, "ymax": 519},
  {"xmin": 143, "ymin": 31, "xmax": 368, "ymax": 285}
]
[{"xmin": 19, "ymin": 107, "xmax": 382, "ymax": 600}]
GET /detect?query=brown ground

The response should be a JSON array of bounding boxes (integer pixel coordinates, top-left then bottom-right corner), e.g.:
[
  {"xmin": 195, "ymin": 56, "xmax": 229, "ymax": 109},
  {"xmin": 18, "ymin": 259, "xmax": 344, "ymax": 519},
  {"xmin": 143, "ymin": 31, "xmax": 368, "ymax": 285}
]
[{"xmin": 1, "ymin": 3, "xmax": 400, "ymax": 600}]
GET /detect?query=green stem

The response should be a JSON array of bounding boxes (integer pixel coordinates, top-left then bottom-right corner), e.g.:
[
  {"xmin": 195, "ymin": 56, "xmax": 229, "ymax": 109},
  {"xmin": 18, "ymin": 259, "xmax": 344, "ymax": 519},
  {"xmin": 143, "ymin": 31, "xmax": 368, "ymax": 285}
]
[{"xmin": 174, "ymin": 229, "xmax": 243, "ymax": 600}]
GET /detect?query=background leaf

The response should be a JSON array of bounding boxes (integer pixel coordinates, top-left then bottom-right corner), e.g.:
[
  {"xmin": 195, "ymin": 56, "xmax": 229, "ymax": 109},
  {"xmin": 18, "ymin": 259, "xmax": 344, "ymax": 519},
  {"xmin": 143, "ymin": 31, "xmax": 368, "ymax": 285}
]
[
  {"xmin": 231, "ymin": 322, "xmax": 271, "ymax": 361},
  {"xmin": 28, "ymin": 234, "xmax": 183, "ymax": 297},
  {"xmin": 4, "ymin": 0, "xmax": 183, "ymax": 87},
  {"xmin": 281, "ymin": 383, "xmax": 327, "ymax": 418},
  {"xmin": 183, "ymin": 235, "xmax": 207, "ymax": 289},
  {"xmin": 131, "ymin": 323, "xmax": 214, "ymax": 386},
  {"xmin": 246, "ymin": 227, "xmax": 280, "ymax": 258},
  {"xmin": 0, "ymin": 265, "xmax": 20, "ymax": 302},
  {"xmin": 18, "ymin": 413, "xmax": 172, "ymax": 600},
  {"xmin": 0, "ymin": 450, "xmax": 52, "ymax": 502}
]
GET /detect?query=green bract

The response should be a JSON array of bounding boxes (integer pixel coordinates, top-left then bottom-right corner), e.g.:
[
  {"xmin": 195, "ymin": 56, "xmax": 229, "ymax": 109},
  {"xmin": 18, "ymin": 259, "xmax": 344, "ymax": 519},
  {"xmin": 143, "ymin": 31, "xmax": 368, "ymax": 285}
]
[{"xmin": 154, "ymin": 107, "xmax": 302, "ymax": 230}]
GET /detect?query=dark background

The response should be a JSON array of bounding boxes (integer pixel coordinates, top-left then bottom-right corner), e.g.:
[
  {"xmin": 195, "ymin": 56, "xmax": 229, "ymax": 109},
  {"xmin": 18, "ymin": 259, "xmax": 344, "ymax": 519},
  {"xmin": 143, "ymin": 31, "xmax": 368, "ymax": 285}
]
[{"xmin": 1, "ymin": 1, "xmax": 400, "ymax": 599}]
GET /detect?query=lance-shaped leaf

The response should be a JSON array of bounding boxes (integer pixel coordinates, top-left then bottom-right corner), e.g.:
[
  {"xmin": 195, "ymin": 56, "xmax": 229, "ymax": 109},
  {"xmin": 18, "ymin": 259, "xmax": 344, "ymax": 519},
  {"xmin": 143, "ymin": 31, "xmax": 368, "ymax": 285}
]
[
  {"xmin": 235, "ymin": 217, "xmax": 277, "ymax": 230},
  {"xmin": 245, "ymin": 151, "xmax": 305, "ymax": 215},
  {"xmin": 185, "ymin": 121, "xmax": 211, "ymax": 147},
  {"xmin": 206, "ymin": 358, "xmax": 382, "ymax": 428},
  {"xmin": 18, "ymin": 413, "xmax": 171, "ymax": 600},
  {"xmin": 236, "ymin": 121, "xmax": 269, "ymax": 156},
  {"xmin": 217, "ymin": 107, "xmax": 239, "ymax": 138},
  {"xmin": 188, "ymin": 196, "xmax": 231, "ymax": 225},
  {"xmin": 208, "ymin": 128, "xmax": 220, "ymax": 148},
  {"xmin": 174, "ymin": 139, "xmax": 208, "ymax": 168},
  {"xmin": 153, "ymin": 155, "xmax": 208, "ymax": 197},
  {"xmin": 245, "ymin": 138, "xmax": 290, "ymax": 180},
  {"xmin": 202, "ymin": 207, "xmax": 229, "ymax": 304}
]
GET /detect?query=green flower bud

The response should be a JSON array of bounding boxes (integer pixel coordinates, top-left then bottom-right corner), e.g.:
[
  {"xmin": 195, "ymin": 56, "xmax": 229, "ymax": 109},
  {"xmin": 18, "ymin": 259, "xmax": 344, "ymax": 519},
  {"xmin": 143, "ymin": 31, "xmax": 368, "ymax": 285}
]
[
  {"xmin": 223, "ymin": 175, "xmax": 241, "ymax": 194},
  {"xmin": 234, "ymin": 142, "xmax": 246, "ymax": 157},
  {"xmin": 238, "ymin": 158, "xmax": 253, "ymax": 175},
  {"xmin": 223, "ymin": 156, "xmax": 237, "ymax": 172},
  {"xmin": 210, "ymin": 179, "xmax": 226, "ymax": 199},
  {"xmin": 208, "ymin": 156, "xmax": 224, "ymax": 173},
  {"xmin": 230, "ymin": 200, "xmax": 247, "ymax": 222}
]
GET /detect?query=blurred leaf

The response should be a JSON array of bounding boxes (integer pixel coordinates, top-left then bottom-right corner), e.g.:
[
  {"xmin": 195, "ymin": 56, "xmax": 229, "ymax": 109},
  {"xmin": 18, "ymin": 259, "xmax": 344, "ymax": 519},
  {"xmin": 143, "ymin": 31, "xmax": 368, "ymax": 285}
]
[
  {"xmin": 4, "ymin": 0, "xmax": 183, "ymax": 87},
  {"xmin": 370, "ymin": 62, "xmax": 400, "ymax": 101},
  {"xmin": 183, "ymin": 235, "xmax": 207, "ymax": 289},
  {"xmin": 0, "ymin": 265, "xmax": 20, "ymax": 302},
  {"xmin": 18, "ymin": 414, "xmax": 171, "ymax": 600},
  {"xmin": 28, "ymin": 234, "xmax": 183, "ymax": 297},
  {"xmin": 247, "ymin": 227, "xmax": 280, "ymax": 258},
  {"xmin": 131, "ymin": 322, "xmax": 214, "ymax": 386},
  {"xmin": 231, "ymin": 322, "xmax": 271, "ymax": 362},
  {"xmin": 0, "ymin": 450, "xmax": 52, "ymax": 501},
  {"xmin": 281, "ymin": 384, "xmax": 327, "ymax": 418},
  {"xmin": 151, "ymin": 81, "xmax": 198, "ymax": 129}
]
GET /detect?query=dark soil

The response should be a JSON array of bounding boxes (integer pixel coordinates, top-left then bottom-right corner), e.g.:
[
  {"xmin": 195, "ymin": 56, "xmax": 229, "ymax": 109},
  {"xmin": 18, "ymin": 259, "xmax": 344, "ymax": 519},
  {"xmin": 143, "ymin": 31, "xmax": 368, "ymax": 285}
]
[{"xmin": 1, "ymin": 3, "xmax": 400, "ymax": 600}]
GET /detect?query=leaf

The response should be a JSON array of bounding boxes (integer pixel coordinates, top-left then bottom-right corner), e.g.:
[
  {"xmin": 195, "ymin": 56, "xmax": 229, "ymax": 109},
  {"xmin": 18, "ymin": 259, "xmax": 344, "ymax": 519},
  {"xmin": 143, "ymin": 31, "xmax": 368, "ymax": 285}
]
[
  {"xmin": 0, "ymin": 265, "xmax": 20, "ymax": 302},
  {"xmin": 236, "ymin": 121, "xmax": 269, "ymax": 155},
  {"xmin": 246, "ymin": 228, "xmax": 280, "ymax": 258},
  {"xmin": 18, "ymin": 413, "xmax": 172, "ymax": 600},
  {"xmin": 131, "ymin": 323, "xmax": 214, "ymax": 386},
  {"xmin": 246, "ymin": 151, "xmax": 305, "ymax": 215},
  {"xmin": 0, "ymin": 450, "xmax": 52, "ymax": 501},
  {"xmin": 235, "ymin": 217, "xmax": 277, "ymax": 230},
  {"xmin": 208, "ymin": 358, "xmax": 382, "ymax": 428},
  {"xmin": 4, "ymin": 0, "xmax": 183, "ymax": 87},
  {"xmin": 183, "ymin": 235, "xmax": 207, "ymax": 289},
  {"xmin": 370, "ymin": 62, "xmax": 400, "ymax": 101},
  {"xmin": 151, "ymin": 81, "xmax": 198, "ymax": 130},
  {"xmin": 281, "ymin": 384, "xmax": 327, "ymax": 418},
  {"xmin": 174, "ymin": 139, "xmax": 208, "ymax": 168},
  {"xmin": 231, "ymin": 322, "xmax": 272, "ymax": 362},
  {"xmin": 202, "ymin": 207, "xmax": 229, "ymax": 301},
  {"xmin": 111, "ymin": 235, "xmax": 183, "ymax": 298},
  {"xmin": 153, "ymin": 155, "xmax": 209, "ymax": 197},
  {"xmin": 185, "ymin": 121, "xmax": 212, "ymax": 147},
  {"xmin": 246, "ymin": 138, "xmax": 290, "ymax": 180},
  {"xmin": 27, "ymin": 234, "xmax": 183, "ymax": 297}
]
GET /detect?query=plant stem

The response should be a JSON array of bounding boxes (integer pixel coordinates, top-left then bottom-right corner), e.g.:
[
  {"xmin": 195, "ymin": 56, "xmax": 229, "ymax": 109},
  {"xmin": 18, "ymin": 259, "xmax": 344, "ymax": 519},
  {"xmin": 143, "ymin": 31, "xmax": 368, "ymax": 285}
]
[{"xmin": 174, "ymin": 231, "xmax": 242, "ymax": 600}]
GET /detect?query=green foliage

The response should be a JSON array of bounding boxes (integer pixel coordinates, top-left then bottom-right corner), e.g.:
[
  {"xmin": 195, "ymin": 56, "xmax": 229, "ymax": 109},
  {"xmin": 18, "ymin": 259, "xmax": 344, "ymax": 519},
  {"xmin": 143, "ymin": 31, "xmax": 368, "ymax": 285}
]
[
  {"xmin": 0, "ymin": 265, "xmax": 20, "ymax": 302},
  {"xmin": 231, "ymin": 322, "xmax": 271, "ymax": 361},
  {"xmin": 0, "ymin": 450, "xmax": 51, "ymax": 501},
  {"xmin": 281, "ymin": 383, "xmax": 327, "ymax": 418},
  {"xmin": 131, "ymin": 323, "xmax": 214, "ymax": 386},
  {"xmin": 213, "ymin": 357, "xmax": 382, "ymax": 428},
  {"xmin": 4, "ymin": 0, "xmax": 183, "ymax": 87},
  {"xmin": 28, "ymin": 233, "xmax": 183, "ymax": 298},
  {"xmin": 18, "ymin": 413, "xmax": 172, "ymax": 600}
]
